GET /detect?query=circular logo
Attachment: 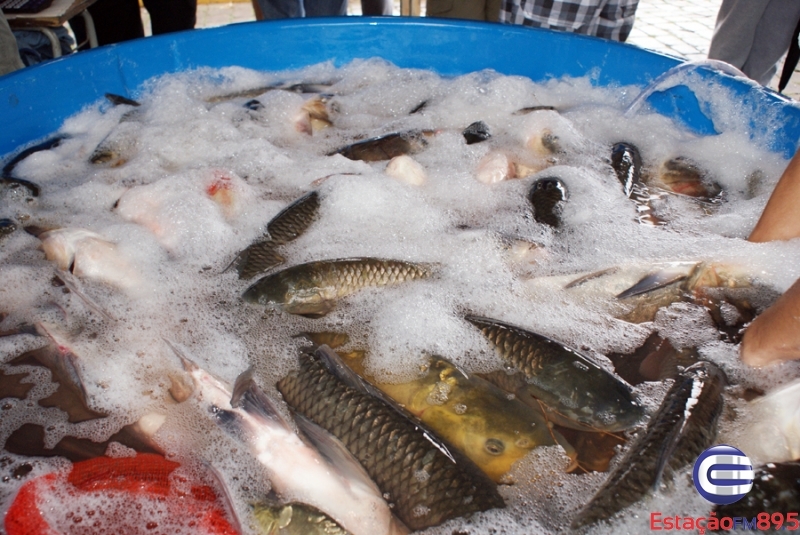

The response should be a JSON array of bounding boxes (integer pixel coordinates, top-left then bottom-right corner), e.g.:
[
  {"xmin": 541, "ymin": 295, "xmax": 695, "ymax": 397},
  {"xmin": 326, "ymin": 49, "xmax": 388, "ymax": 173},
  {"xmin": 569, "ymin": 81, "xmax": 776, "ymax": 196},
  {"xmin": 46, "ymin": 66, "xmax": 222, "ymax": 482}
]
[{"xmin": 693, "ymin": 444, "xmax": 754, "ymax": 505}]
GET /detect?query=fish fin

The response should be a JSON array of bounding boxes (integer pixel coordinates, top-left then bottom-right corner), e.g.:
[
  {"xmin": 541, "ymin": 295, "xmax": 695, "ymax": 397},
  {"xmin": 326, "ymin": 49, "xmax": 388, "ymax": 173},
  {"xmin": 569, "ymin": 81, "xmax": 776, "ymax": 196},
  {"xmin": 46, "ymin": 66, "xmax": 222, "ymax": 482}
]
[
  {"xmin": 294, "ymin": 413, "xmax": 382, "ymax": 495},
  {"xmin": 313, "ymin": 345, "xmax": 375, "ymax": 395},
  {"xmin": 104, "ymin": 93, "xmax": 141, "ymax": 107},
  {"xmin": 653, "ymin": 413, "xmax": 685, "ymax": 492},
  {"xmin": 57, "ymin": 271, "xmax": 116, "ymax": 322},
  {"xmin": 230, "ymin": 367, "xmax": 292, "ymax": 431},
  {"xmin": 201, "ymin": 461, "xmax": 245, "ymax": 534},
  {"xmin": 163, "ymin": 338, "xmax": 201, "ymax": 374},
  {"xmin": 564, "ymin": 267, "xmax": 620, "ymax": 289},
  {"xmin": 313, "ymin": 345, "xmax": 458, "ymax": 464},
  {"xmin": 615, "ymin": 266, "xmax": 693, "ymax": 299}
]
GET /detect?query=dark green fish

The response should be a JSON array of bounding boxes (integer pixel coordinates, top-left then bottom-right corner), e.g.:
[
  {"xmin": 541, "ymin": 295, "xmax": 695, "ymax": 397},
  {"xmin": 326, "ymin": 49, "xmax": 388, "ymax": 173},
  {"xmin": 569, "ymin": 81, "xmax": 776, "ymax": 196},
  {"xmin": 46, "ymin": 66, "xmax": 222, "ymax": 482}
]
[
  {"xmin": 465, "ymin": 316, "xmax": 643, "ymax": 432},
  {"xmin": 231, "ymin": 191, "xmax": 321, "ymax": 279},
  {"xmin": 462, "ymin": 121, "xmax": 491, "ymax": 145},
  {"xmin": 253, "ymin": 502, "xmax": 350, "ymax": 535},
  {"xmin": 527, "ymin": 177, "xmax": 567, "ymax": 228},
  {"xmin": 571, "ymin": 361, "xmax": 726, "ymax": 529},
  {"xmin": 276, "ymin": 345, "xmax": 505, "ymax": 531},
  {"xmin": 243, "ymin": 258, "xmax": 434, "ymax": 317},
  {"xmin": 714, "ymin": 461, "xmax": 800, "ymax": 524},
  {"xmin": 330, "ymin": 130, "xmax": 434, "ymax": 162}
]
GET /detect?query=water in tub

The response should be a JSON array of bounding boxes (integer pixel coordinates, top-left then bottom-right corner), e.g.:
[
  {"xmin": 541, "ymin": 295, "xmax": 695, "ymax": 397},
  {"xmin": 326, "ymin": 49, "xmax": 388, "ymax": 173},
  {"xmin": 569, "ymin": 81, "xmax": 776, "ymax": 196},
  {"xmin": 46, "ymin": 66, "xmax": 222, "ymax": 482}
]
[{"xmin": 0, "ymin": 58, "xmax": 798, "ymax": 534}]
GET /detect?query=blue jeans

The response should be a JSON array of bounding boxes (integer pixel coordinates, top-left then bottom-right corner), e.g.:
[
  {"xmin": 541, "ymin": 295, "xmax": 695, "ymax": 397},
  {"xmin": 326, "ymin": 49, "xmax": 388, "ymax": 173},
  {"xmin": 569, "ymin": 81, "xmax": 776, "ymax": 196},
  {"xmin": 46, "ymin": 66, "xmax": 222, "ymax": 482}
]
[{"xmin": 256, "ymin": 0, "xmax": 347, "ymax": 18}]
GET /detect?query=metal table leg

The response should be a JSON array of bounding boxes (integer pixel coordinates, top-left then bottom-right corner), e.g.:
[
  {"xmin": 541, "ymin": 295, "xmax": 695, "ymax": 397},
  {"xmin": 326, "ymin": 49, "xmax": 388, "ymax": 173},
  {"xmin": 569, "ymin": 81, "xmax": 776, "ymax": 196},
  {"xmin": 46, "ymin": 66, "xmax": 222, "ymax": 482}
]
[
  {"xmin": 38, "ymin": 26, "xmax": 61, "ymax": 58},
  {"xmin": 79, "ymin": 9, "xmax": 97, "ymax": 48}
]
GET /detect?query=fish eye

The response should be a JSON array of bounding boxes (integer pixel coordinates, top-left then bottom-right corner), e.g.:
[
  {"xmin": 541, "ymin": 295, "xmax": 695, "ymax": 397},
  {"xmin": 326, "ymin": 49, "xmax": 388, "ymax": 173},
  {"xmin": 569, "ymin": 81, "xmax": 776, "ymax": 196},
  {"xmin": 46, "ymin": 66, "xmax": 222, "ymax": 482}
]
[{"xmin": 484, "ymin": 438, "xmax": 505, "ymax": 456}]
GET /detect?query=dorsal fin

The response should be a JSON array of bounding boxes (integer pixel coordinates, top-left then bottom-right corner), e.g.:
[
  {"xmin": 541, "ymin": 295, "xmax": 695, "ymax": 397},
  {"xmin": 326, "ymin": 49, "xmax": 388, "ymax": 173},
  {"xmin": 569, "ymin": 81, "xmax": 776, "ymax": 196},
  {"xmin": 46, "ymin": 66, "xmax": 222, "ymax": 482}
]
[{"xmin": 231, "ymin": 367, "xmax": 292, "ymax": 431}]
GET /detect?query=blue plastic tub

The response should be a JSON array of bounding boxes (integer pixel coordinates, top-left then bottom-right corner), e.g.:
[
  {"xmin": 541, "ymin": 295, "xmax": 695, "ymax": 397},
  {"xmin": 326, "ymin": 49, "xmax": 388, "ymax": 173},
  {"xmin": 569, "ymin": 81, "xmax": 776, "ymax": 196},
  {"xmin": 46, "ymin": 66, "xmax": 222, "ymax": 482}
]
[{"xmin": 1, "ymin": 18, "xmax": 799, "ymax": 159}]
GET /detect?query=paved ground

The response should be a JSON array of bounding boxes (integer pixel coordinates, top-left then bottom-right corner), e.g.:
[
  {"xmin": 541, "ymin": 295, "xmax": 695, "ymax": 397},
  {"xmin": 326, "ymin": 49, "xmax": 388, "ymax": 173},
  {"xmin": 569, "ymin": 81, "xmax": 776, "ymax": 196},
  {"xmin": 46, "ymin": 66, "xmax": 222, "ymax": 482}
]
[{"xmin": 141, "ymin": 0, "xmax": 800, "ymax": 99}]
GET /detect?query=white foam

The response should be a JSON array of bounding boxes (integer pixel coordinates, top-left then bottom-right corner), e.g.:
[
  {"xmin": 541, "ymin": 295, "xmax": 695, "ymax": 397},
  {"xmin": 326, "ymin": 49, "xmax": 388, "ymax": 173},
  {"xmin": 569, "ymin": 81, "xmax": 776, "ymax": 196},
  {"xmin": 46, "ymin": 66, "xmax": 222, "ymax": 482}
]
[{"xmin": 0, "ymin": 59, "xmax": 797, "ymax": 534}]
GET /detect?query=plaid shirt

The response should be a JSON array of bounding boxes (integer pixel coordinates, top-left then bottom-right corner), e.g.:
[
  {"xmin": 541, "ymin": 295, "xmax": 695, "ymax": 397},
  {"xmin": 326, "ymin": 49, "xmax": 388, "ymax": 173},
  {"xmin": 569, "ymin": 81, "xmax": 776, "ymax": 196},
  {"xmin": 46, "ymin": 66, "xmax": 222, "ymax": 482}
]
[{"xmin": 500, "ymin": 0, "xmax": 640, "ymax": 42}]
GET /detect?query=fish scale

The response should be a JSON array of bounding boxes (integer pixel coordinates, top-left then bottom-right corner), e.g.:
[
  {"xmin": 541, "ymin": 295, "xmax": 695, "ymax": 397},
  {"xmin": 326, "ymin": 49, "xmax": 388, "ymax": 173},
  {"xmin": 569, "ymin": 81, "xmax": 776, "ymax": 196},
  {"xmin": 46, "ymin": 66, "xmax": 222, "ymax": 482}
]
[
  {"xmin": 571, "ymin": 361, "xmax": 726, "ymax": 528},
  {"xmin": 465, "ymin": 316, "xmax": 643, "ymax": 432},
  {"xmin": 243, "ymin": 258, "xmax": 433, "ymax": 317},
  {"xmin": 234, "ymin": 191, "xmax": 321, "ymax": 279},
  {"xmin": 276, "ymin": 351, "xmax": 505, "ymax": 531}
]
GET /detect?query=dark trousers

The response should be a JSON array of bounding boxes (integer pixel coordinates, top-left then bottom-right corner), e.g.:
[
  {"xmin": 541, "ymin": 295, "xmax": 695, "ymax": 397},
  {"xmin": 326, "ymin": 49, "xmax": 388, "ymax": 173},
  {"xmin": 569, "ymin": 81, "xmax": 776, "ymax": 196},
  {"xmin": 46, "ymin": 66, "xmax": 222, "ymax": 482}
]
[{"xmin": 70, "ymin": 0, "xmax": 196, "ymax": 50}]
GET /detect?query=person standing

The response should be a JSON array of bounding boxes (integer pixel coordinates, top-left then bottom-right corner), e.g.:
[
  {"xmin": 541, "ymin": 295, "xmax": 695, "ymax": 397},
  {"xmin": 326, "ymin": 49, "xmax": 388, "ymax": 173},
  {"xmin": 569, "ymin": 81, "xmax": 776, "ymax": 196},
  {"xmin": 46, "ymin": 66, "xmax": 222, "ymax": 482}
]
[
  {"xmin": 499, "ymin": 0, "xmax": 639, "ymax": 42},
  {"xmin": 707, "ymin": 0, "xmax": 800, "ymax": 86},
  {"xmin": 69, "ymin": 0, "xmax": 197, "ymax": 50},
  {"xmin": 426, "ymin": 0, "xmax": 501, "ymax": 22},
  {"xmin": 253, "ymin": 0, "xmax": 347, "ymax": 19}
]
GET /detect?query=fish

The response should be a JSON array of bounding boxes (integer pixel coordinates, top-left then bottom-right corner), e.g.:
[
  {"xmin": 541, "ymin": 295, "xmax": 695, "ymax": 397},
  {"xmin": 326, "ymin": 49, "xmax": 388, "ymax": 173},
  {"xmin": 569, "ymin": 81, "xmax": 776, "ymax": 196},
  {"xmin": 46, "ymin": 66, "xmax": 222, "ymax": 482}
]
[
  {"xmin": 301, "ymin": 95, "xmax": 333, "ymax": 133},
  {"xmin": 242, "ymin": 258, "xmax": 434, "ymax": 317},
  {"xmin": 0, "ymin": 218, "xmax": 16, "ymax": 239},
  {"xmin": 345, "ymin": 352, "xmax": 573, "ymax": 482},
  {"xmin": 464, "ymin": 315, "xmax": 644, "ymax": 432},
  {"xmin": 1, "ymin": 135, "xmax": 66, "ymax": 197},
  {"xmin": 653, "ymin": 157, "xmax": 722, "ymax": 200},
  {"xmin": 571, "ymin": 361, "xmax": 726, "ymax": 528},
  {"xmin": 277, "ymin": 345, "xmax": 505, "ymax": 531},
  {"xmin": 615, "ymin": 261, "xmax": 778, "ymax": 329},
  {"xmin": 330, "ymin": 130, "xmax": 435, "ymax": 162},
  {"xmin": 528, "ymin": 177, "xmax": 567, "ymax": 228},
  {"xmin": 714, "ymin": 461, "xmax": 800, "ymax": 522},
  {"xmin": 89, "ymin": 135, "xmax": 136, "ymax": 166},
  {"xmin": 205, "ymin": 81, "xmax": 335, "ymax": 104},
  {"xmin": 104, "ymin": 93, "xmax": 141, "ymax": 107},
  {"xmin": 462, "ymin": 121, "xmax": 491, "ymax": 145},
  {"xmin": 230, "ymin": 191, "xmax": 321, "ymax": 279},
  {"xmin": 36, "ymin": 227, "xmax": 142, "ymax": 294},
  {"xmin": 252, "ymin": 502, "xmax": 350, "ymax": 535},
  {"xmin": 170, "ymin": 344, "xmax": 406, "ymax": 535},
  {"xmin": 528, "ymin": 130, "xmax": 562, "ymax": 156},
  {"xmin": 7, "ymin": 341, "xmax": 107, "ymax": 424},
  {"xmin": 514, "ymin": 105, "xmax": 558, "ymax": 115},
  {"xmin": 610, "ymin": 142, "xmax": 642, "ymax": 198},
  {"xmin": 609, "ymin": 142, "xmax": 663, "ymax": 226}
]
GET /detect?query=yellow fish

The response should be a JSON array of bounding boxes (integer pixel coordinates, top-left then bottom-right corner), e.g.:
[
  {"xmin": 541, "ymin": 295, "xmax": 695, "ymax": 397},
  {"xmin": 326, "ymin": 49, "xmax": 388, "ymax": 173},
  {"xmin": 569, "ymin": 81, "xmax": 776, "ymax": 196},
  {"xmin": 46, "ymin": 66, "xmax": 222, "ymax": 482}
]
[{"xmin": 356, "ymin": 354, "xmax": 574, "ymax": 482}]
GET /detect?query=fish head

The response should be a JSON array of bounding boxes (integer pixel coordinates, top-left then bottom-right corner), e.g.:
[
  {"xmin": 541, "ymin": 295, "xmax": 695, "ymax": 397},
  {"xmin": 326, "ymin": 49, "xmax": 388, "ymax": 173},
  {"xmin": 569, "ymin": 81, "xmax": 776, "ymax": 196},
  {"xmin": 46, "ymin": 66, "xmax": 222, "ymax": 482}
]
[
  {"xmin": 587, "ymin": 389, "xmax": 645, "ymax": 432},
  {"xmin": 417, "ymin": 359, "xmax": 557, "ymax": 481},
  {"xmin": 452, "ymin": 398, "xmax": 557, "ymax": 482}
]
